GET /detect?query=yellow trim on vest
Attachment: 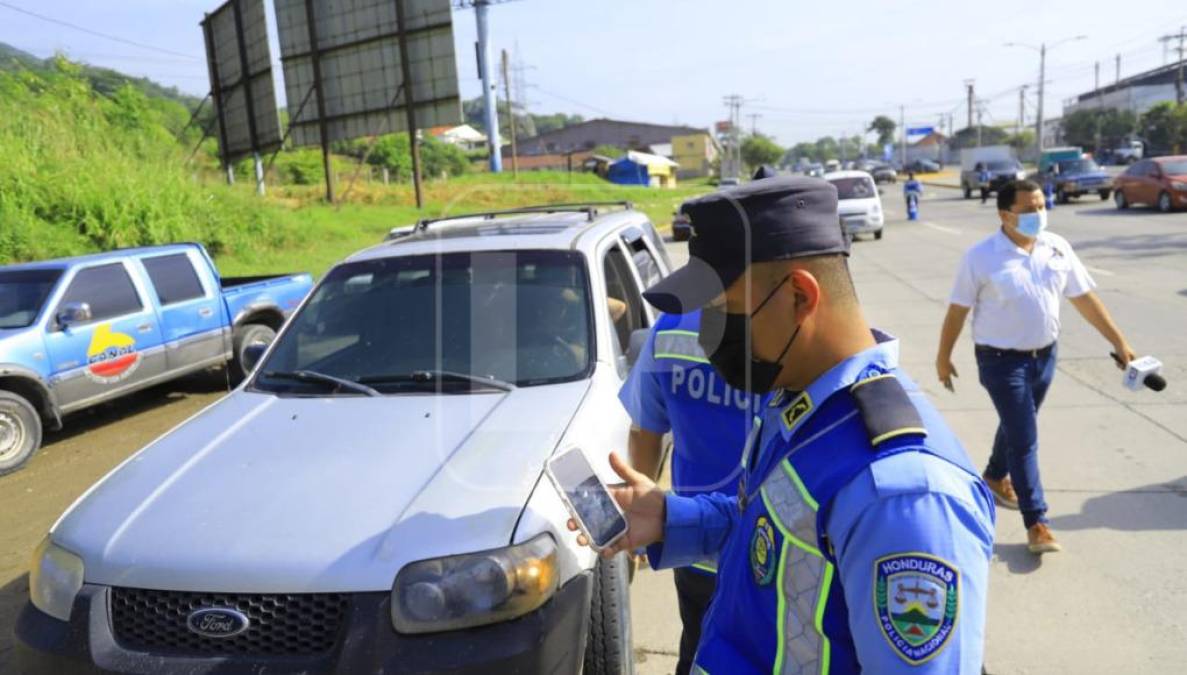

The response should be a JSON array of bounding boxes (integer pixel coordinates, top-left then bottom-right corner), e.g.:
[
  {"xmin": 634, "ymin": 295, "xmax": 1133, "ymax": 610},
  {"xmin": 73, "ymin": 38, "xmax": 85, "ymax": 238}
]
[
  {"xmin": 692, "ymin": 561, "xmax": 718, "ymax": 574},
  {"xmin": 849, "ymin": 373, "xmax": 896, "ymax": 390},
  {"xmin": 815, "ymin": 562, "xmax": 835, "ymax": 675},
  {"xmin": 657, "ymin": 329, "xmax": 699, "ymax": 337},
  {"xmin": 654, "ymin": 352, "xmax": 711, "ymax": 364},
  {"xmin": 869, "ymin": 426, "xmax": 928, "ymax": 446},
  {"xmin": 760, "ymin": 484, "xmax": 822, "ymax": 558},
  {"xmin": 773, "ymin": 539, "xmax": 792, "ymax": 675},
  {"xmin": 782, "ymin": 461, "xmax": 820, "ymax": 511}
]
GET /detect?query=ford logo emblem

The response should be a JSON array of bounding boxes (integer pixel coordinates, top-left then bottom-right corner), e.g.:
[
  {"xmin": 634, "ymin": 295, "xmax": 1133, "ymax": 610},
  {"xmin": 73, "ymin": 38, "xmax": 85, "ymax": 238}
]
[{"xmin": 186, "ymin": 607, "xmax": 250, "ymax": 638}]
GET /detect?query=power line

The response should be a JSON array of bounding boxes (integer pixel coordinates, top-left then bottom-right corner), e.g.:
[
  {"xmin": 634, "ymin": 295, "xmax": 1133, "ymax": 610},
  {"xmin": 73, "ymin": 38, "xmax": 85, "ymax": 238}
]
[
  {"xmin": 528, "ymin": 84, "xmax": 615, "ymax": 117},
  {"xmin": 0, "ymin": 1, "xmax": 200, "ymax": 61}
]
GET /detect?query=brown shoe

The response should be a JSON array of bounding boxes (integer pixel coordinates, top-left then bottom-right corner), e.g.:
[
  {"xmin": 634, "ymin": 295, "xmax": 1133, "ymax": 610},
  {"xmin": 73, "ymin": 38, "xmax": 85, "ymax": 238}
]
[
  {"xmin": 982, "ymin": 473, "xmax": 1019, "ymax": 510},
  {"xmin": 1027, "ymin": 523, "xmax": 1063, "ymax": 554}
]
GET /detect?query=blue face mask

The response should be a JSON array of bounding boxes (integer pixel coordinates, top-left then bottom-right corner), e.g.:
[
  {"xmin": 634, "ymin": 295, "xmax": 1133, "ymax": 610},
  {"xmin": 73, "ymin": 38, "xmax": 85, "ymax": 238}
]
[{"xmin": 1016, "ymin": 210, "xmax": 1047, "ymax": 238}]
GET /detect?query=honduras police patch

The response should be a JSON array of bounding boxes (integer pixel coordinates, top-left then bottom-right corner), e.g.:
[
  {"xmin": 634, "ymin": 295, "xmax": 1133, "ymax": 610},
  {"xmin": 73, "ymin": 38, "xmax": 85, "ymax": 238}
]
[
  {"xmin": 749, "ymin": 516, "xmax": 777, "ymax": 585},
  {"xmin": 874, "ymin": 553, "xmax": 959, "ymax": 665}
]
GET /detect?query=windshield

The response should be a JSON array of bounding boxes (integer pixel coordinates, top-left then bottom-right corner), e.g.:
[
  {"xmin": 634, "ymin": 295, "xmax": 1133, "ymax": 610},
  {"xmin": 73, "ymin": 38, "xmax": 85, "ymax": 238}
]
[
  {"xmin": 0, "ymin": 269, "xmax": 63, "ymax": 329},
  {"xmin": 1058, "ymin": 159, "xmax": 1100, "ymax": 173},
  {"xmin": 987, "ymin": 161, "xmax": 1020, "ymax": 171},
  {"xmin": 828, "ymin": 176, "xmax": 877, "ymax": 200},
  {"xmin": 1159, "ymin": 160, "xmax": 1187, "ymax": 175},
  {"xmin": 255, "ymin": 250, "xmax": 593, "ymax": 394}
]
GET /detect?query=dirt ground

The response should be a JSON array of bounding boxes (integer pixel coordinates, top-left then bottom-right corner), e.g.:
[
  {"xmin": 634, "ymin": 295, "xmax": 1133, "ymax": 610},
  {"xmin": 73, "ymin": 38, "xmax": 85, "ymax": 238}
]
[{"xmin": 0, "ymin": 370, "xmax": 230, "ymax": 666}]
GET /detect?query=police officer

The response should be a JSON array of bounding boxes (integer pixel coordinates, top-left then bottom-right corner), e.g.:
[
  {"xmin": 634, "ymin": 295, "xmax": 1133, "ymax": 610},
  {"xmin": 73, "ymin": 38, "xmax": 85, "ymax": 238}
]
[
  {"xmin": 619, "ymin": 306, "xmax": 759, "ymax": 675},
  {"xmin": 570, "ymin": 175, "xmax": 995, "ymax": 673}
]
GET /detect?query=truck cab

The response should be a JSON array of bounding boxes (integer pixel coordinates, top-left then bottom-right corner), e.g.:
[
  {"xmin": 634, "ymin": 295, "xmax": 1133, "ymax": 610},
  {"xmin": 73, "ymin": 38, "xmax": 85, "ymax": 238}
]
[{"xmin": 0, "ymin": 244, "xmax": 312, "ymax": 475}]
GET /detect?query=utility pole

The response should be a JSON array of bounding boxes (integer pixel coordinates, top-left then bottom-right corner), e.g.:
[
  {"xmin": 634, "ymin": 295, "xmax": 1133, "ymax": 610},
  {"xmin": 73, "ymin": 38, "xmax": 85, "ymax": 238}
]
[
  {"xmin": 1116, "ymin": 53, "xmax": 1121, "ymax": 84},
  {"xmin": 747, "ymin": 113, "xmax": 762, "ymax": 136},
  {"xmin": 965, "ymin": 80, "xmax": 975, "ymax": 130},
  {"xmin": 1018, "ymin": 85, "xmax": 1028, "ymax": 137},
  {"xmin": 976, "ymin": 103, "xmax": 983, "ymax": 147},
  {"xmin": 722, "ymin": 94, "xmax": 744, "ymax": 180},
  {"xmin": 1036, "ymin": 43, "xmax": 1047, "ymax": 152},
  {"xmin": 1160, "ymin": 27, "xmax": 1187, "ymax": 105},
  {"xmin": 474, "ymin": 0, "xmax": 502, "ymax": 172},
  {"xmin": 1094, "ymin": 61, "xmax": 1100, "ymax": 94},
  {"xmin": 899, "ymin": 105, "xmax": 906, "ymax": 166},
  {"xmin": 303, "ymin": 0, "xmax": 334, "ymax": 202},
  {"xmin": 501, "ymin": 48, "xmax": 518, "ymax": 177}
]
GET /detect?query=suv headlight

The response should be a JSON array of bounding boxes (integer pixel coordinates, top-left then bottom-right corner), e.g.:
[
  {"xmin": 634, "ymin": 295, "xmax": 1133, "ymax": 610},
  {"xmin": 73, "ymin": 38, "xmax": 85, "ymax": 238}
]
[
  {"xmin": 30, "ymin": 536, "xmax": 84, "ymax": 621},
  {"xmin": 391, "ymin": 534, "xmax": 558, "ymax": 634}
]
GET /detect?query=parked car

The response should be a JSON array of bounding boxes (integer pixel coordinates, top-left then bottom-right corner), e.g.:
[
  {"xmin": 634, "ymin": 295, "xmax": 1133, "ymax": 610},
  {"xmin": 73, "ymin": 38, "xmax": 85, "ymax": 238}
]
[
  {"xmin": 671, "ymin": 211, "xmax": 692, "ymax": 241},
  {"xmin": 1111, "ymin": 140, "xmax": 1144, "ymax": 164},
  {"xmin": 826, "ymin": 170, "xmax": 885, "ymax": 241},
  {"xmin": 0, "ymin": 244, "xmax": 311, "ymax": 475},
  {"xmin": 15, "ymin": 203, "xmax": 670, "ymax": 674},
  {"xmin": 803, "ymin": 163, "xmax": 825, "ymax": 178},
  {"xmin": 906, "ymin": 158, "xmax": 941, "ymax": 174},
  {"xmin": 1113, "ymin": 156, "xmax": 1187, "ymax": 212},
  {"xmin": 1050, "ymin": 158, "xmax": 1112, "ymax": 203},
  {"xmin": 870, "ymin": 163, "xmax": 898, "ymax": 184}
]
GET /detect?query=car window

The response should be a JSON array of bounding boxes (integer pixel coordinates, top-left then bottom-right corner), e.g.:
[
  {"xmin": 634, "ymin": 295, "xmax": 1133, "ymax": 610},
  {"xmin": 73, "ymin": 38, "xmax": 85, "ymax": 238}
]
[
  {"xmin": 58, "ymin": 263, "xmax": 143, "ymax": 323},
  {"xmin": 142, "ymin": 253, "xmax": 206, "ymax": 306},
  {"xmin": 621, "ymin": 230, "xmax": 663, "ymax": 290},
  {"xmin": 828, "ymin": 176, "xmax": 876, "ymax": 200},
  {"xmin": 256, "ymin": 250, "xmax": 593, "ymax": 391},
  {"xmin": 603, "ymin": 245, "xmax": 646, "ymax": 355},
  {"xmin": 0, "ymin": 269, "xmax": 63, "ymax": 329},
  {"xmin": 1159, "ymin": 160, "xmax": 1187, "ymax": 175}
]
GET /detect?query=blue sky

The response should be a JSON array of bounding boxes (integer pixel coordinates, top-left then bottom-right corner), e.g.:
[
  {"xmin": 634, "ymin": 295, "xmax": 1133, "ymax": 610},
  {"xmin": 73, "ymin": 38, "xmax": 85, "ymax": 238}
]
[{"xmin": 2, "ymin": 0, "xmax": 1184, "ymax": 145}]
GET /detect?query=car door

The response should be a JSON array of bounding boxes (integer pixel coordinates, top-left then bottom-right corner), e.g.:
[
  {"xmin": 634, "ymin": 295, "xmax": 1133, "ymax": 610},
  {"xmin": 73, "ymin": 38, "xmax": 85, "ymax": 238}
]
[
  {"xmin": 601, "ymin": 243, "xmax": 650, "ymax": 377},
  {"xmin": 44, "ymin": 261, "xmax": 166, "ymax": 413},
  {"xmin": 1132, "ymin": 161, "xmax": 1157, "ymax": 205},
  {"xmin": 138, "ymin": 251, "xmax": 228, "ymax": 372}
]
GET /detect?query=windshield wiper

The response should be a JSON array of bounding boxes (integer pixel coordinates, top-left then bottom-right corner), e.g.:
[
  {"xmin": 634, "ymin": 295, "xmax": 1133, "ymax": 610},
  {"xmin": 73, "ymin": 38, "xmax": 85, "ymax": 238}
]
[
  {"xmin": 261, "ymin": 370, "xmax": 381, "ymax": 397},
  {"xmin": 359, "ymin": 370, "xmax": 516, "ymax": 392}
]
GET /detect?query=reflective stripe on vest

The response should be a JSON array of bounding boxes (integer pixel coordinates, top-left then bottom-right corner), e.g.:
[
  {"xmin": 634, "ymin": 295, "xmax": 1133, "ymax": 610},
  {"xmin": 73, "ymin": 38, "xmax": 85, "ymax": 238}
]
[
  {"xmin": 760, "ymin": 460, "xmax": 834, "ymax": 675},
  {"xmin": 654, "ymin": 329, "xmax": 709, "ymax": 364}
]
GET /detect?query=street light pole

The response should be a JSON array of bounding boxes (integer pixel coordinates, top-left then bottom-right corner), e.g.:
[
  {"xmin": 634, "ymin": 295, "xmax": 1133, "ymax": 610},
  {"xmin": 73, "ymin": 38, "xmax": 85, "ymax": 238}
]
[{"xmin": 1006, "ymin": 35, "xmax": 1085, "ymax": 157}]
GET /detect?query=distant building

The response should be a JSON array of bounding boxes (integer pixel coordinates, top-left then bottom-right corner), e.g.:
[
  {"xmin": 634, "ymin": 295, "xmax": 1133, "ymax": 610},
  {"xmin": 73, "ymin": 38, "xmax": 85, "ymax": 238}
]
[
  {"xmin": 606, "ymin": 151, "xmax": 680, "ymax": 188},
  {"xmin": 427, "ymin": 124, "xmax": 487, "ymax": 151},
  {"xmin": 1042, "ymin": 118, "xmax": 1065, "ymax": 149},
  {"xmin": 1062, "ymin": 62, "xmax": 1181, "ymax": 117},
  {"xmin": 671, "ymin": 133, "xmax": 721, "ymax": 178},
  {"xmin": 907, "ymin": 131, "xmax": 948, "ymax": 163},
  {"xmin": 508, "ymin": 118, "xmax": 708, "ymax": 156}
]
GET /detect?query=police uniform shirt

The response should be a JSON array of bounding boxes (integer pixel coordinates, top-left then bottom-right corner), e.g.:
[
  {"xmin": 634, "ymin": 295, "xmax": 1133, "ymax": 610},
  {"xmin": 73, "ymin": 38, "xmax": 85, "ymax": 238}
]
[
  {"xmin": 949, "ymin": 230, "xmax": 1096, "ymax": 350},
  {"xmin": 646, "ymin": 331, "xmax": 995, "ymax": 673},
  {"xmin": 619, "ymin": 310, "xmax": 759, "ymax": 498}
]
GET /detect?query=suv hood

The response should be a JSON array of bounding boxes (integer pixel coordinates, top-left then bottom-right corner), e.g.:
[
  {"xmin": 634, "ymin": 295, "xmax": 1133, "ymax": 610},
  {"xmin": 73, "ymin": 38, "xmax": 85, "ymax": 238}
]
[
  {"xmin": 838, "ymin": 198, "xmax": 878, "ymax": 215},
  {"xmin": 1061, "ymin": 169, "xmax": 1109, "ymax": 181},
  {"xmin": 52, "ymin": 382, "xmax": 589, "ymax": 592}
]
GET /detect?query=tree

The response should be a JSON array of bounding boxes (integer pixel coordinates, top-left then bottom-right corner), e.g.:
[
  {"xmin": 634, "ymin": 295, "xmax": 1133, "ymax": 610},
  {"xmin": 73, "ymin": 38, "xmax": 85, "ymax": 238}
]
[
  {"xmin": 814, "ymin": 136, "xmax": 839, "ymax": 161},
  {"xmin": 1140, "ymin": 102, "xmax": 1187, "ymax": 154},
  {"xmin": 591, "ymin": 144, "xmax": 626, "ymax": 158},
  {"xmin": 1006, "ymin": 130, "xmax": 1035, "ymax": 154},
  {"xmin": 741, "ymin": 134, "xmax": 784, "ymax": 170},
  {"xmin": 787, "ymin": 142, "xmax": 817, "ymax": 163},
  {"xmin": 1061, "ymin": 109, "xmax": 1100, "ymax": 151},
  {"xmin": 867, "ymin": 115, "xmax": 897, "ymax": 146}
]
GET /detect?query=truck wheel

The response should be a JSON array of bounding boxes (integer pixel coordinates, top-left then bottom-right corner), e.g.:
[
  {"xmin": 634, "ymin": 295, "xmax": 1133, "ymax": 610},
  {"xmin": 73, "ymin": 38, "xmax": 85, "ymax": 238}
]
[
  {"xmin": 963, "ymin": 184, "xmax": 972, "ymax": 199},
  {"xmin": 0, "ymin": 391, "xmax": 42, "ymax": 476},
  {"xmin": 875, "ymin": 229, "xmax": 884, "ymax": 240},
  {"xmin": 583, "ymin": 553, "xmax": 634, "ymax": 675},
  {"xmin": 1057, "ymin": 189, "xmax": 1069, "ymax": 204},
  {"xmin": 1158, "ymin": 192, "xmax": 1173, "ymax": 213},
  {"xmin": 1114, "ymin": 190, "xmax": 1129, "ymax": 210},
  {"xmin": 1099, "ymin": 190, "xmax": 1111, "ymax": 201},
  {"xmin": 232, "ymin": 324, "xmax": 277, "ymax": 382}
]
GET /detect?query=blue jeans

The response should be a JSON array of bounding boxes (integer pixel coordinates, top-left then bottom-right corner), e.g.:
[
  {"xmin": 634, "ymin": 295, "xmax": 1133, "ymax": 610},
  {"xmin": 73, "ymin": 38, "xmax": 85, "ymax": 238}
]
[{"xmin": 976, "ymin": 344, "xmax": 1057, "ymax": 528}]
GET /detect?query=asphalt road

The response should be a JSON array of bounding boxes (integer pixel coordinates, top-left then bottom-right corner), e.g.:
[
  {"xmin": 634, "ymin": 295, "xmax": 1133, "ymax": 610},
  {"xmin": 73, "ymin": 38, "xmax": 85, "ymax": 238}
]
[
  {"xmin": 634, "ymin": 184, "xmax": 1187, "ymax": 674},
  {"xmin": 1, "ymin": 184, "xmax": 1184, "ymax": 673}
]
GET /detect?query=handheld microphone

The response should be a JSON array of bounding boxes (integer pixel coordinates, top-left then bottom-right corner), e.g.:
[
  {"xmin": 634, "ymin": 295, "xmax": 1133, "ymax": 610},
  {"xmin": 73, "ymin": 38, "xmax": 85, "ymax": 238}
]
[{"xmin": 1110, "ymin": 353, "xmax": 1167, "ymax": 392}]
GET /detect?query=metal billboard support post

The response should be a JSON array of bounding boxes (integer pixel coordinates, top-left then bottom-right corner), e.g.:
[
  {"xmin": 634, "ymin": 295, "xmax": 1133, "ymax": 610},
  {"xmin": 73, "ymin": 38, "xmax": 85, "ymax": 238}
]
[
  {"xmin": 394, "ymin": 0, "xmax": 425, "ymax": 208},
  {"xmin": 202, "ymin": 14, "xmax": 234, "ymax": 185},
  {"xmin": 502, "ymin": 48, "xmax": 518, "ymax": 178},
  {"xmin": 231, "ymin": 0, "xmax": 264, "ymax": 196},
  {"xmin": 303, "ymin": 0, "xmax": 336, "ymax": 203},
  {"xmin": 475, "ymin": 0, "xmax": 502, "ymax": 172}
]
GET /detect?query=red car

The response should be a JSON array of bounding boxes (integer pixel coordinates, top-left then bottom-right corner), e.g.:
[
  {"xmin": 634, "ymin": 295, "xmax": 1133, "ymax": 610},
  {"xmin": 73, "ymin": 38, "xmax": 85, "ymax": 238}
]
[{"xmin": 1113, "ymin": 155, "xmax": 1187, "ymax": 212}]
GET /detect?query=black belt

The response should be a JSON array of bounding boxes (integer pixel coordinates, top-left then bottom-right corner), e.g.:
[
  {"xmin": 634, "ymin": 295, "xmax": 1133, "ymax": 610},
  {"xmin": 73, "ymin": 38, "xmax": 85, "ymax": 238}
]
[{"xmin": 975, "ymin": 343, "xmax": 1055, "ymax": 358}]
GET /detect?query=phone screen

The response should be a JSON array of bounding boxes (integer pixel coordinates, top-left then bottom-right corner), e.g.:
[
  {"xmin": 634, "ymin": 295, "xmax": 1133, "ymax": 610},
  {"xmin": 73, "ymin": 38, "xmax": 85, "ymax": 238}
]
[{"xmin": 549, "ymin": 449, "xmax": 627, "ymax": 549}]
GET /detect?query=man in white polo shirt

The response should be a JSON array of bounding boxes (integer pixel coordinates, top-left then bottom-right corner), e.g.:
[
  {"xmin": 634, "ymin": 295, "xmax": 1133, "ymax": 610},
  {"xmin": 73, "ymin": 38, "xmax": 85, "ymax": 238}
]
[{"xmin": 935, "ymin": 179, "xmax": 1136, "ymax": 554}]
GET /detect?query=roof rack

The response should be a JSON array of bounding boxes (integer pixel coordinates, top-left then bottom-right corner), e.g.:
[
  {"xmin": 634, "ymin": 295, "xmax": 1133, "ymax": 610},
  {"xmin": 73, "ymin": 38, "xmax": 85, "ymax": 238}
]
[{"xmin": 411, "ymin": 201, "xmax": 634, "ymax": 233}]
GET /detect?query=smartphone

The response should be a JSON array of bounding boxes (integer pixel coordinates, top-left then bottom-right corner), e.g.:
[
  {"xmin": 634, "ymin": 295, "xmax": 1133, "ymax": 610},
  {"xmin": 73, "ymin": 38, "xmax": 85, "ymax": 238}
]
[{"xmin": 546, "ymin": 448, "xmax": 629, "ymax": 552}]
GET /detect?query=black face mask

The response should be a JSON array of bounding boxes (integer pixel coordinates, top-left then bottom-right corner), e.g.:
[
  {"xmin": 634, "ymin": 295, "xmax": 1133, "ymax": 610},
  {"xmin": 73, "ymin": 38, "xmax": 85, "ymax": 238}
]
[{"xmin": 698, "ymin": 275, "xmax": 801, "ymax": 394}]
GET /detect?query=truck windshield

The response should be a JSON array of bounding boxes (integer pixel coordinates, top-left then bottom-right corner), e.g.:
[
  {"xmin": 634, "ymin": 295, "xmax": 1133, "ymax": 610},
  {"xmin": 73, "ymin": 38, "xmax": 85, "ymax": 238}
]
[
  {"xmin": 828, "ymin": 177, "xmax": 877, "ymax": 200},
  {"xmin": 987, "ymin": 161, "xmax": 1019, "ymax": 171},
  {"xmin": 0, "ymin": 269, "xmax": 63, "ymax": 329},
  {"xmin": 255, "ymin": 250, "xmax": 593, "ymax": 394},
  {"xmin": 1058, "ymin": 159, "xmax": 1099, "ymax": 173}
]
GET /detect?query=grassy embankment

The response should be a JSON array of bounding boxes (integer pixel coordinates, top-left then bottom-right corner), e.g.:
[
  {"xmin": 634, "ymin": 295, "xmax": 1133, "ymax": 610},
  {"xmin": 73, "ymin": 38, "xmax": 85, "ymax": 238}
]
[{"xmin": 0, "ymin": 61, "xmax": 709, "ymax": 279}]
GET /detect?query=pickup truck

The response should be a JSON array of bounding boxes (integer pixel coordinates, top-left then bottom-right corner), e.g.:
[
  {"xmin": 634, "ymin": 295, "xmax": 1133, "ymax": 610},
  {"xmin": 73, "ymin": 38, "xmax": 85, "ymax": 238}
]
[
  {"xmin": 1049, "ymin": 158, "xmax": 1113, "ymax": 203},
  {"xmin": 0, "ymin": 243, "xmax": 312, "ymax": 475}
]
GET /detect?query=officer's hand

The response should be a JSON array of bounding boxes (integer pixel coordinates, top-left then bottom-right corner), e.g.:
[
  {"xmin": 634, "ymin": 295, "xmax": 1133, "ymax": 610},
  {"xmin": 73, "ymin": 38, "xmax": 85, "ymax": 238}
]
[
  {"xmin": 936, "ymin": 359, "xmax": 958, "ymax": 392},
  {"xmin": 567, "ymin": 452, "xmax": 666, "ymax": 558},
  {"xmin": 1112, "ymin": 342, "xmax": 1137, "ymax": 370}
]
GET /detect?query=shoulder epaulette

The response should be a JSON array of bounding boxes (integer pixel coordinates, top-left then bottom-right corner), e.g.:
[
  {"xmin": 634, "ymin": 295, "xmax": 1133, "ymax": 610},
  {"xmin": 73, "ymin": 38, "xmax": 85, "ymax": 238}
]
[{"xmin": 849, "ymin": 374, "xmax": 927, "ymax": 447}]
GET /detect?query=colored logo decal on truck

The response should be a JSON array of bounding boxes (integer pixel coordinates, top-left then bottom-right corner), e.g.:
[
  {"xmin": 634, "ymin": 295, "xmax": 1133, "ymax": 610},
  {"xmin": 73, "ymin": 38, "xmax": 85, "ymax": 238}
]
[{"xmin": 86, "ymin": 324, "xmax": 140, "ymax": 383}]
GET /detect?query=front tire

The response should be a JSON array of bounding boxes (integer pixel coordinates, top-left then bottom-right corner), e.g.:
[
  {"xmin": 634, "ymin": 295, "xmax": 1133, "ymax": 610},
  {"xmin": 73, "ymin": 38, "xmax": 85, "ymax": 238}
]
[
  {"xmin": 1158, "ymin": 191, "xmax": 1173, "ymax": 213},
  {"xmin": 875, "ymin": 229, "xmax": 884, "ymax": 240},
  {"xmin": 0, "ymin": 391, "xmax": 42, "ymax": 476},
  {"xmin": 963, "ymin": 184, "xmax": 972, "ymax": 199},
  {"xmin": 1115, "ymin": 190, "xmax": 1129, "ymax": 209},
  {"xmin": 583, "ymin": 553, "xmax": 633, "ymax": 675},
  {"xmin": 1099, "ymin": 190, "xmax": 1111, "ymax": 201},
  {"xmin": 232, "ymin": 323, "xmax": 277, "ymax": 382}
]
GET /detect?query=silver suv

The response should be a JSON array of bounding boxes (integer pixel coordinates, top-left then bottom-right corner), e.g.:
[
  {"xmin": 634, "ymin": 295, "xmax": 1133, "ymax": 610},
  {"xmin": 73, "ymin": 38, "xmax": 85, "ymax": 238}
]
[{"xmin": 16, "ymin": 203, "xmax": 671, "ymax": 674}]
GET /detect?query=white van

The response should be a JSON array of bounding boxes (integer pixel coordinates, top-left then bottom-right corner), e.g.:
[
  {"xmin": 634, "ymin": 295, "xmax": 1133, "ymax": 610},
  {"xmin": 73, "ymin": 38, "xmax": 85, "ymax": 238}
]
[{"xmin": 825, "ymin": 170, "xmax": 885, "ymax": 241}]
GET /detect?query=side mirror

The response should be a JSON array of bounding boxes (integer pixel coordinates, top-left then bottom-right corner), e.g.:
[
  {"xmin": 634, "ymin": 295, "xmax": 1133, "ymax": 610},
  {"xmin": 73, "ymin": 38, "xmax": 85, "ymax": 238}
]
[
  {"xmin": 627, "ymin": 328, "xmax": 650, "ymax": 367},
  {"xmin": 56, "ymin": 302, "xmax": 92, "ymax": 330},
  {"xmin": 241, "ymin": 343, "xmax": 268, "ymax": 374}
]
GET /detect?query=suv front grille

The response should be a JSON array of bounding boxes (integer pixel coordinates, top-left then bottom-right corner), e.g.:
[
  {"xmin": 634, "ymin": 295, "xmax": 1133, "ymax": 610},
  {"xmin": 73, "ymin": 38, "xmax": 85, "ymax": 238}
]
[{"xmin": 110, "ymin": 587, "xmax": 349, "ymax": 656}]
